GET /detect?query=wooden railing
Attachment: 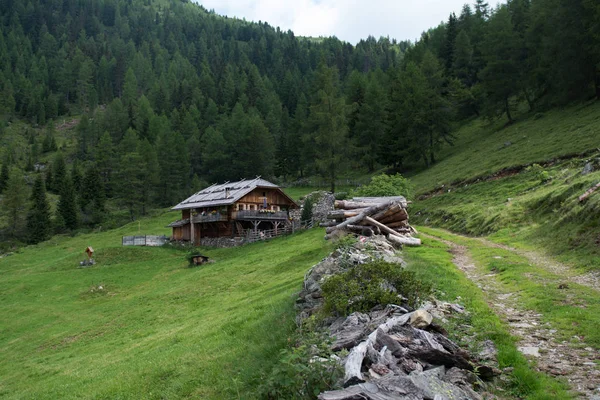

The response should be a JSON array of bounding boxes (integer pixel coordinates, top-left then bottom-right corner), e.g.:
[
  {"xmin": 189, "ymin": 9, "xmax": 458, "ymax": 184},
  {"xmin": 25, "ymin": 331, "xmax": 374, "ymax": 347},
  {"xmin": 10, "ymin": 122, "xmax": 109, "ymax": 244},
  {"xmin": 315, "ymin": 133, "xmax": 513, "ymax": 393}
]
[
  {"xmin": 244, "ymin": 225, "xmax": 294, "ymax": 243},
  {"xmin": 191, "ymin": 213, "xmax": 228, "ymax": 223},
  {"xmin": 122, "ymin": 235, "xmax": 169, "ymax": 247},
  {"xmin": 234, "ymin": 210, "xmax": 289, "ymax": 220}
]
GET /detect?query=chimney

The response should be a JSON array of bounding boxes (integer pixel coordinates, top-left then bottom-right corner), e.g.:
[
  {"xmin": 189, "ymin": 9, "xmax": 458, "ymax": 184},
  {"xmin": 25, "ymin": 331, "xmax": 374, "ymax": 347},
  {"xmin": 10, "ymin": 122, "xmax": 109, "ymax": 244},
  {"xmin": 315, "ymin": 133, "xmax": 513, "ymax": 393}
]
[{"xmin": 225, "ymin": 187, "xmax": 230, "ymax": 198}]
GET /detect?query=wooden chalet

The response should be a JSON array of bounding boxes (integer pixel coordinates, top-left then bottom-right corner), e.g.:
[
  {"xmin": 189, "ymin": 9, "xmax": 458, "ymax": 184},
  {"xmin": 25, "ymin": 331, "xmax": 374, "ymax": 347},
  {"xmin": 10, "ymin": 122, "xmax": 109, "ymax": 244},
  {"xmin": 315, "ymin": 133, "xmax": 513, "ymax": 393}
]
[{"xmin": 168, "ymin": 178, "xmax": 298, "ymax": 244}]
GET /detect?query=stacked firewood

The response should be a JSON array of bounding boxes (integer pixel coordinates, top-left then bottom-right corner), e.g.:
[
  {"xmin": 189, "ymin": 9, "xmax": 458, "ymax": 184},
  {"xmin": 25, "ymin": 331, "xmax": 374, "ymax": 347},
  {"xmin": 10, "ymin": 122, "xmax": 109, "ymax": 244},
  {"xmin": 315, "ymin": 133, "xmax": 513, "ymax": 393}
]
[{"xmin": 321, "ymin": 196, "xmax": 421, "ymax": 247}]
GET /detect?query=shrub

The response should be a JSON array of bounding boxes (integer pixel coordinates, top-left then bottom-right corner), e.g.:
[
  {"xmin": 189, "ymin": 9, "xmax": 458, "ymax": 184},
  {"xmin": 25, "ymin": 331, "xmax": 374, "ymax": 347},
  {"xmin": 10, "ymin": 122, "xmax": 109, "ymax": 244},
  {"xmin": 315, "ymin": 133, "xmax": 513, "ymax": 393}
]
[
  {"xmin": 321, "ymin": 260, "xmax": 431, "ymax": 316},
  {"xmin": 350, "ymin": 173, "xmax": 413, "ymax": 199},
  {"xmin": 526, "ymin": 164, "xmax": 552, "ymax": 184},
  {"xmin": 333, "ymin": 191, "xmax": 348, "ymax": 200},
  {"xmin": 301, "ymin": 197, "xmax": 314, "ymax": 223},
  {"xmin": 259, "ymin": 332, "xmax": 344, "ymax": 399}
]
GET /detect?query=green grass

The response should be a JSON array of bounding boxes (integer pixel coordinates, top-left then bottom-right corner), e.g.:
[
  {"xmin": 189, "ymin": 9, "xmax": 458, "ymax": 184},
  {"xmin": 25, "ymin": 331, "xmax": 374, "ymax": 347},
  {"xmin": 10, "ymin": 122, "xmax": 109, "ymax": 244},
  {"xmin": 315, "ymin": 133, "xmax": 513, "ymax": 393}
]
[
  {"xmin": 418, "ymin": 227, "xmax": 600, "ymax": 348},
  {"xmin": 281, "ymin": 186, "xmax": 321, "ymax": 201},
  {"xmin": 404, "ymin": 235, "xmax": 572, "ymax": 399},
  {"xmin": 410, "ymin": 100, "xmax": 600, "ymax": 194},
  {"xmin": 0, "ymin": 210, "xmax": 332, "ymax": 399},
  {"xmin": 412, "ymin": 159, "xmax": 600, "ymax": 271}
]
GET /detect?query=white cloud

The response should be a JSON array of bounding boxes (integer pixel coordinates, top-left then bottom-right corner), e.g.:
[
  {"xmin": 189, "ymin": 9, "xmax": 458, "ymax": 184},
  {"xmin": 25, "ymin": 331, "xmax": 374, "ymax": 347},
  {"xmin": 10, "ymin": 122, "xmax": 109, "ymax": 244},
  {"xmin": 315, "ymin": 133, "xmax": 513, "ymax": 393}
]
[{"xmin": 195, "ymin": 0, "xmax": 497, "ymax": 44}]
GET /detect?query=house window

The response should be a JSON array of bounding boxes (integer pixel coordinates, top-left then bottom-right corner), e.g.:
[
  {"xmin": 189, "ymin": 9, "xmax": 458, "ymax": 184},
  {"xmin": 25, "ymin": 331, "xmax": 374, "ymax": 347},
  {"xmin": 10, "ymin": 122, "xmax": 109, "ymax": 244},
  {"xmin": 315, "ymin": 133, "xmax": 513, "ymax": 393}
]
[
  {"xmin": 250, "ymin": 204, "xmax": 255, "ymax": 210},
  {"xmin": 238, "ymin": 204, "xmax": 244, "ymax": 211}
]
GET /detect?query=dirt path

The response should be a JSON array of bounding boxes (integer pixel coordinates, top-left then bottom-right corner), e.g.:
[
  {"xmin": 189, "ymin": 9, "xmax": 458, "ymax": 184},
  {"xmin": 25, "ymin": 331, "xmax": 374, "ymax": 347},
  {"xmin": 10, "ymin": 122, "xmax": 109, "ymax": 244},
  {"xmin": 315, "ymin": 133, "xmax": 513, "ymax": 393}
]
[
  {"xmin": 422, "ymin": 233, "xmax": 600, "ymax": 399},
  {"xmin": 471, "ymin": 237, "xmax": 600, "ymax": 292}
]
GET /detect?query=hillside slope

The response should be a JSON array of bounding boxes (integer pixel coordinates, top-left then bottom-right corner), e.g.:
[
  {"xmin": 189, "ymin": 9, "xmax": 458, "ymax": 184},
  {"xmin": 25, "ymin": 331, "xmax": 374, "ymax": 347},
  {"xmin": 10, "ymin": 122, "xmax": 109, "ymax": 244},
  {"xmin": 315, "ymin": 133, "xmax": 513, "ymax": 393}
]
[
  {"xmin": 410, "ymin": 101, "xmax": 600, "ymax": 269},
  {"xmin": 0, "ymin": 212, "xmax": 332, "ymax": 399}
]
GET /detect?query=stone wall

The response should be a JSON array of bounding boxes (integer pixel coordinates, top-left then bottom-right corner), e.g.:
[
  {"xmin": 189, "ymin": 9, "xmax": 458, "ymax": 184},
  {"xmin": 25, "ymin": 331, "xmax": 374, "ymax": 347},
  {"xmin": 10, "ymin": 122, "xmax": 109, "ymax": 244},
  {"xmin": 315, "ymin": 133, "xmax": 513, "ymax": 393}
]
[{"xmin": 198, "ymin": 237, "xmax": 246, "ymax": 248}]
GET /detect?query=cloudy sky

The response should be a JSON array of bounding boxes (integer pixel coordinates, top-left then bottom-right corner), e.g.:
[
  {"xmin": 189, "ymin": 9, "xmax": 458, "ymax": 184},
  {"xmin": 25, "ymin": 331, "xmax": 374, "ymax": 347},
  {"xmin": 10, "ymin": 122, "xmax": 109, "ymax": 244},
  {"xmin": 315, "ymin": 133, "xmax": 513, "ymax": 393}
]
[{"xmin": 194, "ymin": 0, "xmax": 497, "ymax": 44}]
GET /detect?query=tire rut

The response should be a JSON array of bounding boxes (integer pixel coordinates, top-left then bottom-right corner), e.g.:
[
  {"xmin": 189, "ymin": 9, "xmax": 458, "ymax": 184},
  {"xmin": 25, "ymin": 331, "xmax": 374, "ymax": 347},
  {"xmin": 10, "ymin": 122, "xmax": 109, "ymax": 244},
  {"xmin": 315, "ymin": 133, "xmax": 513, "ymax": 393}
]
[{"xmin": 421, "ymin": 233, "xmax": 600, "ymax": 398}]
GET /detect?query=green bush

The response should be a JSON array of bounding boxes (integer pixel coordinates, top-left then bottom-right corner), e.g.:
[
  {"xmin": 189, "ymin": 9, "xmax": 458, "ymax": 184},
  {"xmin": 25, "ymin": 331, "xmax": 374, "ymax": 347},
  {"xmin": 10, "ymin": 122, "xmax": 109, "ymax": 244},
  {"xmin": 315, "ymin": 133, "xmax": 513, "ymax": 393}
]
[
  {"xmin": 259, "ymin": 332, "xmax": 344, "ymax": 399},
  {"xmin": 321, "ymin": 260, "xmax": 431, "ymax": 316},
  {"xmin": 526, "ymin": 163, "xmax": 552, "ymax": 184},
  {"xmin": 301, "ymin": 197, "xmax": 314, "ymax": 223},
  {"xmin": 333, "ymin": 191, "xmax": 348, "ymax": 200},
  {"xmin": 350, "ymin": 173, "xmax": 413, "ymax": 199}
]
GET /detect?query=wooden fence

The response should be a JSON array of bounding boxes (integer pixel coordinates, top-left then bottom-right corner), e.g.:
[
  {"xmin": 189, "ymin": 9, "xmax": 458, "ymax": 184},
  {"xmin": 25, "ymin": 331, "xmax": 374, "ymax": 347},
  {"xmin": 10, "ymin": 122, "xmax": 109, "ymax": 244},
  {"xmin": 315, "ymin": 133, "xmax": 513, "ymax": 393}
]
[
  {"xmin": 243, "ymin": 219, "xmax": 315, "ymax": 243},
  {"xmin": 122, "ymin": 235, "xmax": 169, "ymax": 247}
]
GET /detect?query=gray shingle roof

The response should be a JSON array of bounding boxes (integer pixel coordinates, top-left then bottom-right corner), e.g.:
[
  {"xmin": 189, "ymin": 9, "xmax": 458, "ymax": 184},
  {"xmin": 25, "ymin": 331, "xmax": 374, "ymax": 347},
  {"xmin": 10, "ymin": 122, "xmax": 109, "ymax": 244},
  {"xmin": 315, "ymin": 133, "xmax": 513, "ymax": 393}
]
[{"xmin": 172, "ymin": 177, "xmax": 285, "ymax": 210}]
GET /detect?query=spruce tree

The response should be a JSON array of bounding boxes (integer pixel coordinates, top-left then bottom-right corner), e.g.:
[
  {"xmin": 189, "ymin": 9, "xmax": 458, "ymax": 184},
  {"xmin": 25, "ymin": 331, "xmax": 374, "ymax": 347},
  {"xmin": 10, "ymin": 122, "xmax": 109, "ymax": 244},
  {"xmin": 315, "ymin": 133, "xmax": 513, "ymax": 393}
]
[
  {"xmin": 0, "ymin": 161, "xmax": 9, "ymax": 194},
  {"xmin": 80, "ymin": 164, "xmax": 105, "ymax": 226},
  {"xmin": 51, "ymin": 152, "xmax": 67, "ymax": 193},
  {"xmin": 306, "ymin": 62, "xmax": 348, "ymax": 193},
  {"xmin": 56, "ymin": 174, "xmax": 79, "ymax": 231},
  {"xmin": 42, "ymin": 121, "xmax": 58, "ymax": 153},
  {"xmin": 26, "ymin": 175, "xmax": 52, "ymax": 244},
  {"xmin": 2, "ymin": 168, "xmax": 28, "ymax": 238}
]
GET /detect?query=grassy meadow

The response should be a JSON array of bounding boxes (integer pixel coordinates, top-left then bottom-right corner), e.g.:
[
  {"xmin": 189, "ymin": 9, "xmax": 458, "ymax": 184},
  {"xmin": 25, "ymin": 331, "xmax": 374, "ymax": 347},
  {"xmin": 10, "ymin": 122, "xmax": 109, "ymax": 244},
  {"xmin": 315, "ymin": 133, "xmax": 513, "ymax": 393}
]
[{"xmin": 0, "ymin": 210, "xmax": 332, "ymax": 399}]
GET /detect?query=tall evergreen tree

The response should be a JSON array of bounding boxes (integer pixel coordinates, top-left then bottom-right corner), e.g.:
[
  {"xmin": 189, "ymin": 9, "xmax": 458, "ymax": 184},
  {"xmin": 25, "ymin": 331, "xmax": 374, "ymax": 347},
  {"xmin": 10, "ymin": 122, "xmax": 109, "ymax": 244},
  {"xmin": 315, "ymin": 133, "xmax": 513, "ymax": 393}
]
[
  {"xmin": 0, "ymin": 160, "xmax": 9, "ymax": 194},
  {"xmin": 42, "ymin": 121, "xmax": 58, "ymax": 153},
  {"xmin": 26, "ymin": 174, "xmax": 51, "ymax": 244},
  {"xmin": 479, "ymin": 6, "xmax": 521, "ymax": 122},
  {"xmin": 80, "ymin": 164, "xmax": 105, "ymax": 226},
  {"xmin": 355, "ymin": 75, "xmax": 388, "ymax": 172},
  {"xmin": 2, "ymin": 168, "xmax": 28, "ymax": 238},
  {"xmin": 306, "ymin": 62, "xmax": 348, "ymax": 193},
  {"xmin": 56, "ymin": 174, "xmax": 79, "ymax": 231}
]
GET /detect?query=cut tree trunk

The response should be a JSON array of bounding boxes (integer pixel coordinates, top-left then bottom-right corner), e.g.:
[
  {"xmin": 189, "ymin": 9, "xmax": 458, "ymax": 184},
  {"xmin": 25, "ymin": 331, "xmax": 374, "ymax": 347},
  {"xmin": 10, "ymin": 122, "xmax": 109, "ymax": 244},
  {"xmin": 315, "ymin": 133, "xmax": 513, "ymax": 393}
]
[
  {"xmin": 327, "ymin": 210, "xmax": 366, "ymax": 219},
  {"xmin": 334, "ymin": 200, "xmax": 380, "ymax": 210},
  {"xmin": 579, "ymin": 182, "xmax": 600, "ymax": 202},
  {"xmin": 387, "ymin": 234, "xmax": 422, "ymax": 247}
]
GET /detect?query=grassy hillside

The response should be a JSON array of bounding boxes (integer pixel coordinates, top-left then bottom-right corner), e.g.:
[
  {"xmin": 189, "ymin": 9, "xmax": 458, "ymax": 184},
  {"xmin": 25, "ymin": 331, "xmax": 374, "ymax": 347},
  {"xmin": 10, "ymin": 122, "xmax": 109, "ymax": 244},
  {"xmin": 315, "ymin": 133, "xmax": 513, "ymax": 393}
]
[
  {"xmin": 410, "ymin": 101, "xmax": 600, "ymax": 194},
  {"xmin": 410, "ymin": 102, "xmax": 600, "ymax": 270},
  {"xmin": 0, "ymin": 211, "xmax": 332, "ymax": 399}
]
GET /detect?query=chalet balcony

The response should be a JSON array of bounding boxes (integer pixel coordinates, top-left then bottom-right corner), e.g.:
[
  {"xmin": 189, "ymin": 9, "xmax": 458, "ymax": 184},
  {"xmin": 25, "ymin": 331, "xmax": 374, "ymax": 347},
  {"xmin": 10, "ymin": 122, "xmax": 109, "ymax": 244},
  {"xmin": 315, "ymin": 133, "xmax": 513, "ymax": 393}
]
[
  {"xmin": 191, "ymin": 213, "xmax": 228, "ymax": 223},
  {"xmin": 233, "ymin": 210, "xmax": 289, "ymax": 221}
]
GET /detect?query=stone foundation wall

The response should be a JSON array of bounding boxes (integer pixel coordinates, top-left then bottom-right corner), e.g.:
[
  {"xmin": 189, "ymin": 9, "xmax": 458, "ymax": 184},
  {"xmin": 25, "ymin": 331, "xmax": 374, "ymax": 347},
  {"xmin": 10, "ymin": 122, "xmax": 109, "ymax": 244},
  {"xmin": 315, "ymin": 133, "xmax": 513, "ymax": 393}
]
[{"xmin": 198, "ymin": 237, "xmax": 246, "ymax": 248}]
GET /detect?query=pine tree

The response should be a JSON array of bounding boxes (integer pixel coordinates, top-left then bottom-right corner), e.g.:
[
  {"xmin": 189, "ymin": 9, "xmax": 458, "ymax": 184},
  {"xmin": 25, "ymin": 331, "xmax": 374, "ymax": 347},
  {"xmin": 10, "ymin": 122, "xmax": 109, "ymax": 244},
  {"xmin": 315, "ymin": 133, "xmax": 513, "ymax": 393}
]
[
  {"xmin": 452, "ymin": 30, "xmax": 475, "ymax": 85},
  {"xmin": 306, "ymin": 62, "xmax": 348, "ymax": 193},
  {"xmin": 51, "ymin": 152, "xmax": 67, "ymax": 193},
  {"xmin": 95, "ymin": 131, "xmax": 115, "ymax": 197},
  {"xmin": 71, "ymin": 160, "xmax": 83, "ymax": 193},
  {"xmin": 80, "ymin": 164, "xmax": 105, "ymax": 226},
  {"xmin": 479, "ymin": 6, "xmax": 521, "ymax": 122},
  {"xmin": 2, "ymin": 168, "xmax": 28, "ymax": 238},
  {"xmin": 42, "ymin": 121, "xmax": 58, "ymax": 153},
  {"xmin": 354, "ymin": 75, "xmax": 388, "ymax": 172},
  {"xmin": 0, "ymin": 160, "xmax": 9, "ymax": 194},
  {"xmin": 137, "ymin": 139, "xmax": 159, "ymax": 214},
  {"xmin": 116, "ymin": 150, "xmax": 145, "ymax": 220},
  {"xmin": 26, "ymin": 174, "xmax": 52, "ymax": 244},
  {"xmin": 56, "ymin": 174, "xmax": 79, "ymax": 231}
]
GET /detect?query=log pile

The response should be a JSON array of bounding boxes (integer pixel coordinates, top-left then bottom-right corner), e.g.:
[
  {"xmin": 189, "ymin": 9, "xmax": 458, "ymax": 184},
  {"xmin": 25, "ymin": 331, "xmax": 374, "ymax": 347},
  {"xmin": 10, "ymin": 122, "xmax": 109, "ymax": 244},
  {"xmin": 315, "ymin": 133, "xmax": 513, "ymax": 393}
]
[{"xmin": 322, "ymin": 196, "xmax": 421, "ymax": 247}]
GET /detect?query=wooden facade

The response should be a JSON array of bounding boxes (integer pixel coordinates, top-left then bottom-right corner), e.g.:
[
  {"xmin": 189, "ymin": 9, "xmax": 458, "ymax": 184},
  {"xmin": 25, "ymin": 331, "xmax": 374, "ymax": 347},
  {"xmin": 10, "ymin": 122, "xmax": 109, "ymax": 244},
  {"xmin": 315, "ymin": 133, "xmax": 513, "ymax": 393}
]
[{"xmin": 168, "ymin": 178, "xmax": 297, "ymax": 244}]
